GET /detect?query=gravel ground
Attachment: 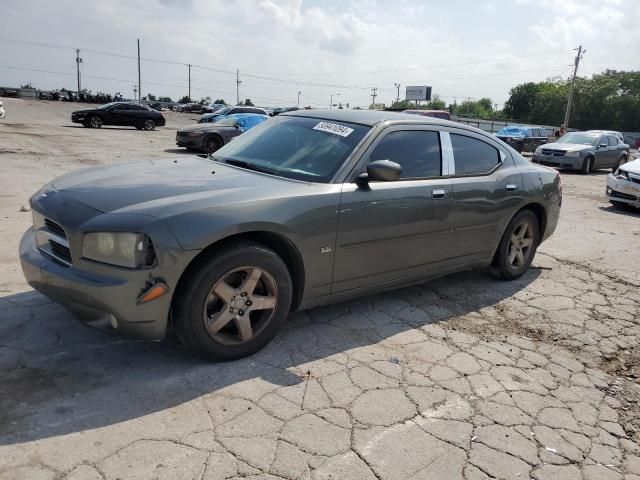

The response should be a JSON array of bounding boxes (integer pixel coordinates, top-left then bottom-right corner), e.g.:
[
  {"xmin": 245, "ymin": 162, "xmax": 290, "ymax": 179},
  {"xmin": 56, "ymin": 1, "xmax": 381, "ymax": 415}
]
[{"xmin": 0, "ymin": 97, "xmax": 639, "ymax": 480}]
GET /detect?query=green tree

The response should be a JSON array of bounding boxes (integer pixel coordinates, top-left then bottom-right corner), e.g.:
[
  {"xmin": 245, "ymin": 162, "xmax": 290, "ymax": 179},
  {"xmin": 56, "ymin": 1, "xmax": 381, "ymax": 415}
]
[
  {"xmin": 179, "ymin": 95, "xmax": 190, "ymax": 103},
  {"xmin": 146, "ymin": 93, "xmax": 156, "ymax": 101},
  {"xmin": 213, "ymin": 99, "xmax": 227, "ymax": 105},
  {"xmin": 158, "ymin": 96, "xmax": 173, "ymax": 102},
  {"xmin": 243, "ymin": 98, "xmax": 254, "ymax": 106}
]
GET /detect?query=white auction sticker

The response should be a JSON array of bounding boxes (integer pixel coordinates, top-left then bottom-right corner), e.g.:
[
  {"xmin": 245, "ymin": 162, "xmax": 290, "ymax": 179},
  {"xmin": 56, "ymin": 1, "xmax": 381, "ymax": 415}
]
[{"xmin": 313, "ymin": 121, "xmax": 354, "ymax": 137}]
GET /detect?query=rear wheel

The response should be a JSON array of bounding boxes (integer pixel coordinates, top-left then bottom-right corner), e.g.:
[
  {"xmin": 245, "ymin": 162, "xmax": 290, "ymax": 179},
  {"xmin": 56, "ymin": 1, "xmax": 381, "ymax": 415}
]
[
  {"xmin": 143, "ymin": 119, "xmax": 156, "ymax": 131},
  {"xmin": 581, "ymin": 156, "xmax": 593, "ymax": 174},
  {"xmin": 173, "ymin": 241, "xmax": 292, "ymax": 361},
  {"xmin": 613, "ymin": 155, "xmax": 628, "ymax": 172},
  {"xmin": 490, "ymin": 210, "xmax": 540, "ymax": 280},
  {"xmin": 202, "ymin": 135, "xmax": 222, "ymax": 154},
  {"xmin": 89, "ymin": 116, "xmax": 102, "ymax": 128}
]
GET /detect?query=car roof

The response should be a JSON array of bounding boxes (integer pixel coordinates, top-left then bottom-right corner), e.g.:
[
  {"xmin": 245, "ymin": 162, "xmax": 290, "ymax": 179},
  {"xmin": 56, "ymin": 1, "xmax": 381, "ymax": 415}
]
[
  {"xmin": 283, "ymin": 108, "xmax": 459, "ymax": 127},
  {"xmin": 229, "ymin": 113, "xmax": 269, "ymax": 118}
]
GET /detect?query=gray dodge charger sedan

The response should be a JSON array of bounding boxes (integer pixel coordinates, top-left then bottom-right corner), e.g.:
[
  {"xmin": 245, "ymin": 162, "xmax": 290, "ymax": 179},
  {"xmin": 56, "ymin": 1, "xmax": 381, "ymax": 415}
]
[{"xmin": 20, "ymin": 110, "xmax": 562, "ymax": 360}]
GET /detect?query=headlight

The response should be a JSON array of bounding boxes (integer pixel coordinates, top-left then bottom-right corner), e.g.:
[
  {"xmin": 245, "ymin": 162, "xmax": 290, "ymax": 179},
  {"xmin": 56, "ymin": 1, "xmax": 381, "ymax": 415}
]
[
  {"xmin": 565, "ymin": 151, "xmax": 581, "ymax": 157},
  {"xmin": 534, "ymin": 146, "xmax": 542, "ymax": 154},
  {"xmin": 82, "ymin": 232, "xmax": 155, "ymax": 268}
]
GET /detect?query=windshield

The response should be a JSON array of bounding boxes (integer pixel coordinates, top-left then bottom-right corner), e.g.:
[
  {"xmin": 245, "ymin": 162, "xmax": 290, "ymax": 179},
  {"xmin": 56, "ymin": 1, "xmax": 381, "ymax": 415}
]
[
  {"xmin": 97, "ymin": 102, "xmax": 120, "ymax": 110},
  {"xmin": 556, "ymin": 133, "xmax": 598, "ymax": 146},
  {"xmin": 212, "ymin": 116, "xmax": 370, "ymax": 182},
  {"xmin": 497, "ymin": 126, "xmax": 528, "ymax": 136},
  {"xmin": 212, "ymin": 106, "xmax": 232, "ymax": 116},
  {"xmin": 215, "ymin": 116, "xmax": 238, "ymax": 126}
]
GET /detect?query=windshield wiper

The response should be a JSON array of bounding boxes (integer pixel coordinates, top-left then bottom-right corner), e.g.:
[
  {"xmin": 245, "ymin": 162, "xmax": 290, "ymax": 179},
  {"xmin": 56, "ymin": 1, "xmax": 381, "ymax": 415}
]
[{"xmin": 223, "ymin": 158, "xmax": 277, "ymax": 175}]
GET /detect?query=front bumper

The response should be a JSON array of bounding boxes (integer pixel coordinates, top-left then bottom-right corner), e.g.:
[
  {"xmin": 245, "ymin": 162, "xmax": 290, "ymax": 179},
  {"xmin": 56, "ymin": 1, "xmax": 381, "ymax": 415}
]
[
  {"xmin": 176, "ymin": 133, "xmax": 204, "ymax": 150},
  {"xmin": 71, "ymin": 114, "xmax": 86, "ymax": 124},
  {"xmin": 606, "ymin": 174, "xmax": 640, "ymax": 207},
  {"xmin": 532, "ymin": 154, "xmax": 582, "ymax": 170},
  {"xmin": 20, "ymin": 227, "xmax": 173, "ymax": 340}
]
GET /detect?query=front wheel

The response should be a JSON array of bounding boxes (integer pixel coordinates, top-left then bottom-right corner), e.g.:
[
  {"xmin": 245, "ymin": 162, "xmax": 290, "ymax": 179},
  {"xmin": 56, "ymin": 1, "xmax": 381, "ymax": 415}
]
[
  {"xmin": 613, "ymin": 155, "xmax": 627, "ymax": 172},
  {"xmin": 143, "ymin": 119, "xmax": 156, "ymax": 131},
  {"xmin": 581, "ymin": 156, "xmax": 593, "ymax": 174},
  {"xmin": 173, "ymin": 241, "xmax": 293, "ymax": 361},
  {"xmin": 89, "ymin": 116, "xmax": 102, "ymax": 128},
  {"xmin": 490, "ymin": 210, "xmax": 540, "ymax": 280},
  {"xmin": 202, "ymin": 135, "xmax": 221, "ymax": 154}
]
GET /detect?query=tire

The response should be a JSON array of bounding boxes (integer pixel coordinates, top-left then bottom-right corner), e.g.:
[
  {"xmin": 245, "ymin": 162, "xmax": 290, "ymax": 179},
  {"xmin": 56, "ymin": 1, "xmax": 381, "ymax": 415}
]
[
  {"xmin": 580, "ymin": 156, "xmax": 593, "ymax": 174},
  {"xmin": 143, "ymin": 119, "xmax": 156, "ymax": 131},
  {"xmin": 89, "ymin": 116, "xmax": 102, "ymax": 128},
  {"xmin": 610, "ymin": 200, "xmax": 626, "ymax": 209},
  {"xmin": 202, "ymin": 135, "xmax": 222, "ymax": 154},
  {"xmin": 173, "ymin": 241, "xmax": 293, "ymax": 361},
  {"xmin": 489, "ymin": 210, "xmax": 540, "ymax": 280},
  {"xmin": 613, "ymin": 155, "xmax": 627, "ymax": 172}
]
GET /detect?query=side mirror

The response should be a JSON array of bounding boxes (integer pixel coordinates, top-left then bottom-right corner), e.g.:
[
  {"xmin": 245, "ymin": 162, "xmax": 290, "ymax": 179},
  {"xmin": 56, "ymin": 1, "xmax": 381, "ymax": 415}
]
[
  {"xmin": 357, "ymin": 160, "xmax": 402, "ymax": 185},
  {"xmin": 598, "ymin": 143, "xmax": 607, "ymax": 149}
]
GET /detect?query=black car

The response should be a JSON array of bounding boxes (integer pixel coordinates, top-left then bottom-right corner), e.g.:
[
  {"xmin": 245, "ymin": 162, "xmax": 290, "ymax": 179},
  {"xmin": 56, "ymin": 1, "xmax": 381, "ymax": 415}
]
[
  {"xmin": 72, "ymin": 102, "xmax": 166, "ymax": 130},
  {"xmin": 495, "ymin": 126, "xmax": 548, "ymax": 153}
]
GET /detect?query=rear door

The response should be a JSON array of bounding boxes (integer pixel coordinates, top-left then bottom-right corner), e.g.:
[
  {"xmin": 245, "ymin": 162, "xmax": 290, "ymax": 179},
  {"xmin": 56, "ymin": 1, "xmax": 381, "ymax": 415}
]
[
  {"xmin": 446, "ymin": 130, "xmax": 525, "ymax": 265},
  {"xmin": 333, "ymin": 126, "xmax": 453, "ymax": 293},
  {"xmin": 606, "ymin": 135, "xmax": 621, "ymax": 167},
  {"xmin": 109, "ymin": 104, "xmax": 131, "ymax": 125}
]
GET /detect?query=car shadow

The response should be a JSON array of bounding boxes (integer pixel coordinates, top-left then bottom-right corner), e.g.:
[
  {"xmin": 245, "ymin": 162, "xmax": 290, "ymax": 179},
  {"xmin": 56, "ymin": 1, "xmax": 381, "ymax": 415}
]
[
  {"xmin": 164, "ymin": 148, "xmax": 197, "ymax": 154},
  {"xmin": 598, "ymin": 204, "xmax": 640, "ymax": 217},
  {"xmin": 61, "ymin": 125, "xmax": 158, "ymax": 132},
  {"xmin": 0, "ymin": 268, "xmax": 540, "ymax": 444}
]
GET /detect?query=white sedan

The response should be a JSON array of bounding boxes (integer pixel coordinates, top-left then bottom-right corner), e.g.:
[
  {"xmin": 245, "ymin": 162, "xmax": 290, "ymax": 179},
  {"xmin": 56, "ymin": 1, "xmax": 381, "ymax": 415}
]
[{"xmin": 607, "ymin": 158, "xmax": 640, "ymax": 208}]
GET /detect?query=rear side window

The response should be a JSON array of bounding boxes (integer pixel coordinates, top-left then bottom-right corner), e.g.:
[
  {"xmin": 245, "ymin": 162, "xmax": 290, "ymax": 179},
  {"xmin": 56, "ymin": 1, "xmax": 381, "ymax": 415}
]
[
  {"xmin": 607, "ymin": 136, "xmax": 618, "ymax": 146},
  {"xmin": 451, "ymin": 134, "xmax": 500, "ymax": 175},
  {"xmin": 369, "ymin": 130, "xmax": 441, "ymax": 179}
]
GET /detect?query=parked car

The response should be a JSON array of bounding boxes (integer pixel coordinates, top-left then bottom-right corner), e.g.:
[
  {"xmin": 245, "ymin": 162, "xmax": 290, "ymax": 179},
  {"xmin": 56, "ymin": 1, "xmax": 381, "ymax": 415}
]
[
  {"xmin": 176, "ymin": 113, "xmax": 269, "ymax": 153},
  {"xmin": 20, "ymin": 110, "xmax": 561, "ymax": 360},
  {"xmin": 495, "ymin": 126, "xmax": 548, "ymax": 153},
  {"xmin": 202, "ymin": 103, "xmax": 226, "ymax": 113},
  {"xmin": 607, "ymin": 157, "xmax": 640, "ymax": 209},
  {"xmin": 532, "ymin": 131, "xmax": 629, "ymax": 174},
  {"xmin": 272, "ymin": 107, "xmax": 299, "ymax": 116},
  {"xmin": 403, "ymin": 109, "xmax": 452, "ymax": 121},
  {"xmin": 199, "ymin": 106, "xmax": 269, "ymax": 123},
  {"xmin": 71, "ymin": 102, "xmax": 166, "ymax": 130},
  {"xmin": 0, "ymin": 101, "xmax": 5, "ymax": 119},
  {"xmin": 588, "ymin": 130, "xmax": 625, "ymax": 144}
]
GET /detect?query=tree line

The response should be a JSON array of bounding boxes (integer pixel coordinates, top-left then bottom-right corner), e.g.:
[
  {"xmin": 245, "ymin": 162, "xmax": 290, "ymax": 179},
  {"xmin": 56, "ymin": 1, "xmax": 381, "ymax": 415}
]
[{"xmin": 504, "ymin": 70, "xmax": 640, "ymax": 131}]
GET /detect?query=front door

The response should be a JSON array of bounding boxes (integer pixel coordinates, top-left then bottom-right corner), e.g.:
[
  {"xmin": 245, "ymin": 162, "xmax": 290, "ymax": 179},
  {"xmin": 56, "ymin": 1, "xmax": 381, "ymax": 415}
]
[{"xmin": 333, "ymin": 127, "xmax": 453, "ymax": 293}]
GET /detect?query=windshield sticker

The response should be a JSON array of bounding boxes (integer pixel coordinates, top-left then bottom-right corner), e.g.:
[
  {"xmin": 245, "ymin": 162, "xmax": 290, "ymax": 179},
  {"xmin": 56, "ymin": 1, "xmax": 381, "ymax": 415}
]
[{"xmin": 313, "ymin": 121, "xmax": 354, "ymax": 137}]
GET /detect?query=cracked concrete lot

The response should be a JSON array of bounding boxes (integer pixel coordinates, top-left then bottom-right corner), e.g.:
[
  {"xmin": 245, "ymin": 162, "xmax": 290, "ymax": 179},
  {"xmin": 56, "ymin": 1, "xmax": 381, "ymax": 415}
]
[{"xmin": 1, "ymin": 98, "xmax": 640, "ymax": 479}]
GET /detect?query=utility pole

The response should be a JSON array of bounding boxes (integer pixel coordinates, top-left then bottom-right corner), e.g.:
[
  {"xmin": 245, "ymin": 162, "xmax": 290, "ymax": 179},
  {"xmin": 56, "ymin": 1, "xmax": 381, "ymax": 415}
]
[
  {"xmin": 188, "ymin": 64, "xmax": 191, "ymax": 101},
  {"xmin": 137, "ymin": 39, "xmax": 141, "ymax": 103},
  {"xmin": 329, "ymin": 93, "xmax": 340, "ymax": 109},
  {"xmin": 370, "ymin": 88, "xmax": 377, "ymax": 109},
  {"xmin": 563, "ymin": 45, "xmax": 583, "ymax": 130},
  {"xmin": 297, "ymin": 90, "xmax": 301, "ymax": 107},
  {"xmin": 394, "ymin": 83, "xmax": 400, "ymax": 104},
  {"xmin": 75, "ymin": 49, "xmax": 82, "ymax": 100},
  {"xmin": 236, "ymin": 69, "xmax": 241, "ymax": 105}
]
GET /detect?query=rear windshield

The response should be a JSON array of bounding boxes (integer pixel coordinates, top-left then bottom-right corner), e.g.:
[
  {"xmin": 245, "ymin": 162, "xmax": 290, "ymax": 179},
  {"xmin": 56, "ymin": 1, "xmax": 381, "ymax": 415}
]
[{"xmin": 212, "ymin": 116, "xmax": 370, "ymax": 182}]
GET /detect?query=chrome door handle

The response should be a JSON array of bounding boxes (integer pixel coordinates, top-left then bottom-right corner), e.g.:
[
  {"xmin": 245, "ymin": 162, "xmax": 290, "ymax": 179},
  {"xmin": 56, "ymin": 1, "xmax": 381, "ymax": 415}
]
[
  {"xmin": 432, "ymin": 189, "xmax": 447, "ymax": 199},
  {"xmin": 506, "ymin": 184, "xmax": 518, "ymax": 191}
]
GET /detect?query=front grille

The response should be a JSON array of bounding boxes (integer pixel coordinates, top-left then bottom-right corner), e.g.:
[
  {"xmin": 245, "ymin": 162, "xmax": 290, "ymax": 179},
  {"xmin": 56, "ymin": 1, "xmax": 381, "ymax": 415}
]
[
  {"xmin": 33, "ymin": 212, "xmax": 73, "ymax": 267},
  {"xmin": 48, "ymin": 239, "xmax": 72, "ymax": 265},
  {"xmin": 629, "ymin": 173, "xmax": 640, "ymax": 185},
  {"xmin": 541, "ymin": 149, "xmax": 566, "ymax": 157},
  {"xmin": 44, "ymin": 218, "xmax": 66, "ymax": 239}
]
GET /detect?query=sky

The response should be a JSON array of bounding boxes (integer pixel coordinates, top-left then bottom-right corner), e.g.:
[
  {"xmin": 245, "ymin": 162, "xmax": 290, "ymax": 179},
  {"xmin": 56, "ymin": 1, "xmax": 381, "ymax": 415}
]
[{"xmin": 1, "ymin": 0, "xmax": 638, "ymax": 108}]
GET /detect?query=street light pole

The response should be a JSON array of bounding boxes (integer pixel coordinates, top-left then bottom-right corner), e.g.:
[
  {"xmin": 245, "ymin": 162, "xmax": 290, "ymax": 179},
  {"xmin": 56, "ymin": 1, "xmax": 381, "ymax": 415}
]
[
  {"xmin": 297, "ymin": 90, "xmax": 301, "ymax": 107},
  {"xmin": 563, "ymin": 45, "xmax": 584, "ymax": 130},
  {"xmin": 330, "ymin": 93, "xmax": 340, "ymax": 109},
  {"xmin": 394, "ymin": 83, "xmax": 400, "ymax": 104}
]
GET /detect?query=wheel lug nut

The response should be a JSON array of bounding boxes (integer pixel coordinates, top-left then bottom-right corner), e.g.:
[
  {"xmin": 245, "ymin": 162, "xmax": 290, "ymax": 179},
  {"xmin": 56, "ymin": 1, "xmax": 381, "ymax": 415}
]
[
  {"xmin": 241, "ymin": 292, "xmax": 247, "ymax": 297},
  {"xmin": 238, "ymin": 310, "xmax": 244, "ymax": 316},
  {"xmin": 230, "ymin": 307, "xmax": 234, "ymax": 312},
  {"xmin": 246, "ymin": 300, "xmax": 252, "ymax": 306}
]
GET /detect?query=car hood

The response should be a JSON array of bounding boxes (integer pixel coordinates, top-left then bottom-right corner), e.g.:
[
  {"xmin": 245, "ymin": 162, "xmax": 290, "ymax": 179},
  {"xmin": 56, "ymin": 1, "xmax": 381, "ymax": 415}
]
[
  {"xmin": 620, "ymin": 158, "xmax": 640, "ymax": 174},
  {"xmin": 72, "ymin": 109, "xmax": 98, "ymax": 115},
  {"xmin": 50, "ymin": 156, "xmax": 305, "ymax": 215},
  {"xmin": 178, "ymin": 124, "xmax": 232, "ymax": 133},
  {"xmin": 539, "ymin": 143, "xmax": 592, "ymax": 152}
]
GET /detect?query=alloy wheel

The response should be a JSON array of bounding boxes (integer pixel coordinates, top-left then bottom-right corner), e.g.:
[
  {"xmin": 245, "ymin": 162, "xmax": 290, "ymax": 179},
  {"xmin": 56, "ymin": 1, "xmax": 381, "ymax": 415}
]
[
  {"xmin": 203, "ymin": 266, "xmax": 278, "ymax": 345},
  {"xmin": 90, "ymin": 116, "xmax": 102, "ymax": 128},
  {"xmin": 144, "ymin": 119, "xmax": 155, "ymax": 130},
  {"xmin": 508, "ymin": 221, "xmax": 534, "ymax": 268}
]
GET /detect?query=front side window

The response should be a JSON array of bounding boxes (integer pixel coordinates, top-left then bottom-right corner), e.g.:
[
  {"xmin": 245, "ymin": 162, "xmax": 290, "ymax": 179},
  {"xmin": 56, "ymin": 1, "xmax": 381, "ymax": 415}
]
[
  {"xmin": 451, "ymin": 134, "xmax": 501, "ymax": 175},
  {"xmin": 213, "ymin": 116, "xmax": 370, "ymax": 182},
  {"xmin": 368, "ymin": 130, "xmax": 442, "ymax": 179},
  {"xmin": 607, "ymin": 136, "xmax": 618, "ymax": 146}
]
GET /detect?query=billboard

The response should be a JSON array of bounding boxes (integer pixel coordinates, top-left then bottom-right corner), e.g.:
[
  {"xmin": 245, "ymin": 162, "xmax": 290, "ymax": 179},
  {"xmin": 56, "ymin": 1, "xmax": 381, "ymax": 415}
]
[{"xmin": 405, "ymin": 85, "xmax": 432, "ymax": 101}]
